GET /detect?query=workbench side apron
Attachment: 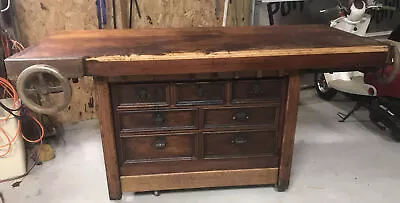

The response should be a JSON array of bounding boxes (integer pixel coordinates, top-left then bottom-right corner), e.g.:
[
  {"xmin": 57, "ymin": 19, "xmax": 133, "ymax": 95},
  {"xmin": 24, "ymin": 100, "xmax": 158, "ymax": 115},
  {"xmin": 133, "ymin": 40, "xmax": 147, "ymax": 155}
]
[
  {"xmin": 94, "ymin": 77, "xmax": 122, "ymax": 200},
  {"xmin": 277, "ymin": 73, "xmax": 301, "ymax": 190}
]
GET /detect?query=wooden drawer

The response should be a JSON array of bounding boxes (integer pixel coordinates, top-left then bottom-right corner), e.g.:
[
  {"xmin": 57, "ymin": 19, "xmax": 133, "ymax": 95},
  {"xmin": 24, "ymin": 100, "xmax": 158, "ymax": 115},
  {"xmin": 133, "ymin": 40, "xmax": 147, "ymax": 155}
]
[
  {"xmin": 203, "ymin": 130, "xmax": 277, "ymax": 159},
  {"xmin": 111, "ymin": 83, "xmax": 169, "ymax": 108},
  {"xmin": 232, "ymin": 79, "xmax": 283, "ymax": 103},
  {"xmin": 175, "ymin": 81, "xmax": 226, "ymax": 105},
  {"xmin": 120, "ymin": 133, "xmax": 196, "ymax": 163},
  {"xmin": 117, "ymin": 108, "xmax": 198, "ymax": 133},
  {"xmin": 203, "ymin": 106, "xmax": 278, "ymax": 129}
]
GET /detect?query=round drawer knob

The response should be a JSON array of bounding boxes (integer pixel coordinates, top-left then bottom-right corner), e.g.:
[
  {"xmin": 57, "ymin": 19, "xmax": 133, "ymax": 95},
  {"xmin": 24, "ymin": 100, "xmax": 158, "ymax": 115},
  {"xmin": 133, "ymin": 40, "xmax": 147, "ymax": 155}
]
[
  {"xmin": 152, "ymin": 137, "xmax": 167, "ymax": 149},
  {"xmin": 232, "ymin": 112, "xmax": 249, "ymax": 121}
]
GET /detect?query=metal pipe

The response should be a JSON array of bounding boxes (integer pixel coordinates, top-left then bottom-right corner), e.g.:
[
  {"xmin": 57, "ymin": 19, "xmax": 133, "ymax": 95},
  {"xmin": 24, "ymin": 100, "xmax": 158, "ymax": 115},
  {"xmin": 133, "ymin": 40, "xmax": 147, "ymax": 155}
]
[
  {"xmin": 222, "ymin": 0, "xmax": 229, "ymax": 26},
  {"xmin": 251, "ymin": 0, "xmax": 256, "ymax": 25}
]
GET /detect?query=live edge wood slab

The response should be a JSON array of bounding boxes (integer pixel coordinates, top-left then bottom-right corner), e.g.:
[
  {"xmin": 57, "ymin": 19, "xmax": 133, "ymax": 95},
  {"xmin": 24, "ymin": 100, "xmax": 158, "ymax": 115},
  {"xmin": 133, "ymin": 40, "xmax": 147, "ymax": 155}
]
[{"xmin": 5, "ymin": 25, "xmax": 389, "ymax": 200}]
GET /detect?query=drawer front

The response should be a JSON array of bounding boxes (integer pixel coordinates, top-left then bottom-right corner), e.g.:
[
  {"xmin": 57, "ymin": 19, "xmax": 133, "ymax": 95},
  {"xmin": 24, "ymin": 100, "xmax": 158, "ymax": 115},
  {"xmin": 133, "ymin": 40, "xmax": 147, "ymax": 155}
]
[
  {"xmin": 121, "ymin": 133, "xmax": 196, "ymax": 162},
  {"xmin": 118, "ymin": 109, "xmax": 197, "ymax": 132},
  {"xmin": 175, "ymin": 81, "xmax": 226, "ymax": 105},
  {"xmin": 232, "ymin": 79, "xmax": 283, "ymax": 103},
  {"xmin": 204, "ymin": 106, "xmax": 278, "ymax": 129},
  {"xmin": 112, "ymin": 83, "xmax": 169, "ymax": 108},
  {"xmin": 204, "ymin": 130, "xmax": 276, "ymax": 158}
]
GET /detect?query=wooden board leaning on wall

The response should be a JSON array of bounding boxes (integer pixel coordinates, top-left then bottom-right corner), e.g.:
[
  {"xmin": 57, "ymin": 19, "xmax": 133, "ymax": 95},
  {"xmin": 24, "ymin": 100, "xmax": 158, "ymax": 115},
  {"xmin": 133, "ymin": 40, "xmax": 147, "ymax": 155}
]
[{"xmin": 16, "ymin": 0, "xmax": 252, "ymax": 123}]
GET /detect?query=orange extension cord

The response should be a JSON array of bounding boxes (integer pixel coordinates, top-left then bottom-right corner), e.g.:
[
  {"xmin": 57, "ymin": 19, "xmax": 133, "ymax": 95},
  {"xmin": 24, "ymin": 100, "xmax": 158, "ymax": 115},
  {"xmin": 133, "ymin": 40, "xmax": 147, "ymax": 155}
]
[{"xmin": 0, "ymin": 77, "xmax": 44, "ymax": 158}]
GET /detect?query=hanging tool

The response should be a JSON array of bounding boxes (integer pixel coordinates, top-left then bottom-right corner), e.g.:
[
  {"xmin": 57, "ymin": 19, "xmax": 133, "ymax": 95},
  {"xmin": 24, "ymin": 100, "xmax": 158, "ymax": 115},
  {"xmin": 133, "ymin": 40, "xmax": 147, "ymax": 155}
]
[
  {"xmin": 134, "ymin": 0, "xmax": 141, "ymax": 18},
  {"xmin": 96, "ymin": 0, "xmax": 107, "ymax": 29},
  {"xmin": 129, "ymin": 0, "xmax": 133, "ymax": 28},
  {"xmin": 112, "ymin": 0, "xmax": 116, "ymax": 28},
  {"xmin": 96, "ymin": 0, "xmax": 103, "ymax": 29},
  {"xmin": 101, "ymin": 0, "xmax": 107, "ymax": 25},
  {"xmin": 129, "ymin": 0, "xmax": 141, "ymax": 28},
  {"xmin": 215, "ymin": 0, "xmax": 220, "ymax": 19}
]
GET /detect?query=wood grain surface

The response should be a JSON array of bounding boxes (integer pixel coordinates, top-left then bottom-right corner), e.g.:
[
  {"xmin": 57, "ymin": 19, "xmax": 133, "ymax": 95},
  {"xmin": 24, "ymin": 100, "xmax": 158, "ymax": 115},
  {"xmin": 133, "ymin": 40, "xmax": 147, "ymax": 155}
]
[
  {"xmin": 277, "ymin": 73, "xmax": 301, "ymax": 191},
  {"xmin": 5, "ymin": 25, "xmax": 389, "ymax": 77},
  {"xmin": 120, "ymin": 168, "xmax": 278, "ymax": 192},
  {"xmin": 94, "ymin": 78, "xmax": 121, "ymax": 200},
  {"xmin": 9, "ymin": 25, "xmax": 385, "ymax": 58}
]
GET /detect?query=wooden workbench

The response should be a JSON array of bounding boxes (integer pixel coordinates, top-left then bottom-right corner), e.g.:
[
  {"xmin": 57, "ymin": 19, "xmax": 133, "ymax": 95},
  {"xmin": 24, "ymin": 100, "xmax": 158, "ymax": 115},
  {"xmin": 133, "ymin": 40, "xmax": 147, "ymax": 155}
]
[{"xmin": 5, "ymin": 25, "xmax": 389, "ymax": 200}]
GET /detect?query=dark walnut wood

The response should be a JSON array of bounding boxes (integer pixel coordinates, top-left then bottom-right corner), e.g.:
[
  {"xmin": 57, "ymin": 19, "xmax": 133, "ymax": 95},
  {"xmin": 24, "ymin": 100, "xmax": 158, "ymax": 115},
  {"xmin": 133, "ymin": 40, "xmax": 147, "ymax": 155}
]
[
  {"xmin": 4, "ymin": 26, "xmax": 391, "ymax": 200},
  {"xmin": 111, "ymin": 83, "xmax": 169, "ymax": 109},
  {"xmin": 203, "ymin": 130, "xmax": 277, "ymax": 159},
  {"xmin": 232, "ymin": 79, "xmax": 283, "ymax": 103},
  {"xmin": 120, "ymin": 133, "xmax": 196, "ymax": 163},
  {"xmin": 94, "ymin": 78, "xmax": 121, "ymax": 200},
  {"xmin": 110, "ymin": 76, "xmax": 286, "ymax": 195},
  {"xmin": 277, "ymin": 73, "xmax": 301, "ymax": 192},
  {"xmin": 175, "ymin": 81, "xmax": 226, "ymax": 106},
  {"xmin": 4, "ymin": 25, "xmax": 389, "ymax": 79},
  {"xmin": 7, "ymin": 25, "xmax": 386, "ymax": 59},
  {"xmin": 203, "ymin": 105, "xmax": 279, "ymax": 129},
  {"xmin": 117, "ymin": 108, "xmax": 198, "ymax": 133}
]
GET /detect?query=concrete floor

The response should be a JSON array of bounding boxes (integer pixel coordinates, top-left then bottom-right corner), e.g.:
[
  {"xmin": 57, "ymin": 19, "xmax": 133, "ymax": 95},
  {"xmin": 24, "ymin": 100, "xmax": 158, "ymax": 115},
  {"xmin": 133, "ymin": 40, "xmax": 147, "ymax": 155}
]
[{"xmin": 1, "ymin": 90, "xmax": 400, "ymax": 203}]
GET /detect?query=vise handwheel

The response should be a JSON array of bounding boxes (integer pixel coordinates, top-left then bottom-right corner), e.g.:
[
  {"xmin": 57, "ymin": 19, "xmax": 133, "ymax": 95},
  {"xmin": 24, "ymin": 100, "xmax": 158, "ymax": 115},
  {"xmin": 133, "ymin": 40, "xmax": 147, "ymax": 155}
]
[{"xmin": 16, "ymin": 64, "xmax": 72, "ymax": 115}]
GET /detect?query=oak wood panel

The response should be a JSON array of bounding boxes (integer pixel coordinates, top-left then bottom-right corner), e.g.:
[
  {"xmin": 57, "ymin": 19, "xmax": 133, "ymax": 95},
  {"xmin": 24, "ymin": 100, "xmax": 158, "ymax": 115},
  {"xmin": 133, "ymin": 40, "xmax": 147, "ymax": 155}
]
[
  {"xmin": 111, "ymin": 83, "xmax": 169, "ymax": 109},
  {"xmin": 204, "ymin": 105, "xmax": 279, "ymax": 129},
  {"xmin": 121, "ymin": 168, "xmax": 279, "ymax": 192},
  {"xmin": 120, "ymin": 156, "xmax": 280, "ymax": 175},
  {"xmin": 117, "ymin": 108, "xmax": 198, "ymax": 133},
  {"xmin": 85, "ymin": 52, "xmax": 387, "ymax": 77},
  {"xmin": 232, "ymin": 79, "xmax": 283, "ymax": 104},
  {"xmin": 94, "ymin": 78, "xmax": 121, "ymax": 200},
  {"xmin": 204, "ymin": 130, "xmax": 277, "ymax": 159},
  {"xmin": 120, "ymin": 133, "xmax": 196, "ymax": 163},
  {"xmin": 175, "ymin": 81, "xmax": 226, "ymax": 106},
  {"xmin": 277, "ymin": 73, "xmax": 301, "ymax": 191}
]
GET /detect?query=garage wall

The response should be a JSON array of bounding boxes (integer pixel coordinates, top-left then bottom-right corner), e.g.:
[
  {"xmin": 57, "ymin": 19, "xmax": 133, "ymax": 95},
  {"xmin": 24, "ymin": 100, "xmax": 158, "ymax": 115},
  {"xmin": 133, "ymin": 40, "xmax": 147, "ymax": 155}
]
[
  {"xmin": 15, "ymin": 0, "xmax": 252, "ymax": 123},
  {"xmin": 16, "ymin": 0, "xmax": 98, "ymax": 45}
]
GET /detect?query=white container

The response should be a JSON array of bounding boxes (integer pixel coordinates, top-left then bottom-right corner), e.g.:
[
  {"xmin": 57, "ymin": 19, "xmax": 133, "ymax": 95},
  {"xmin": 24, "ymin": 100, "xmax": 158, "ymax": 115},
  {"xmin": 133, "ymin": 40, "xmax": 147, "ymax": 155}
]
[{"xmin": 0, "ymin": 98, "xmax": 26, "ymax": 180}]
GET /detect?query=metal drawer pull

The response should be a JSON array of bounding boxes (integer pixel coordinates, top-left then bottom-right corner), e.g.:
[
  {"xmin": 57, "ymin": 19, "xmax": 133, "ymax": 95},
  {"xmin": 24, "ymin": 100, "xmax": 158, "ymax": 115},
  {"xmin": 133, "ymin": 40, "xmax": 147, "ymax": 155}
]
[
  {"xmin": 152, "ymin": 137, "xmax": 167, "ymax": 149},
  {"xmin": 137, "ymin": 88, "xmax": 149, "ymax": 100},
  {"xmin": 232, "ymin": 112, "xmax": 249, "ymax": 121},
  {"xmin": 232, "ymin": 135, "xmax": 248, "ymax": 145},
  {"xmin": 153, "ymin": 112, "xmax": 165, "ymax": 125},
  {"xmin": 196, "ymin": 86, "xmax": 206, "ymax": 97},
  {"xmin": 250, "ymin": 83, "xmax": 264, "ymax": 96}
]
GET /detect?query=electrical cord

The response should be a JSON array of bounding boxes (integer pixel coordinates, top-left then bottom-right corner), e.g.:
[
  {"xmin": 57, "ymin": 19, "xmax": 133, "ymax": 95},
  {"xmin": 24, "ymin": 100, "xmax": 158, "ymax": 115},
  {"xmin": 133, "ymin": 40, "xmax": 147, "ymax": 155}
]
[
  {"xmin": 0, "ymin": 0, "xmax": 10, "ymax": 13},
  {"xmin": 0, "ymin": 78, "xmax": 45, "ymax": 186},
  {"xmin": 0, "ymin": 100, "xmax": 21, "ymax": 118},
  {"xmin": 0, "ymin": 154, "xmax": 40, "ymax": 184},
  {"xmin": 0, "ymin": 29, "xmax": 44, "ymax": 185}
]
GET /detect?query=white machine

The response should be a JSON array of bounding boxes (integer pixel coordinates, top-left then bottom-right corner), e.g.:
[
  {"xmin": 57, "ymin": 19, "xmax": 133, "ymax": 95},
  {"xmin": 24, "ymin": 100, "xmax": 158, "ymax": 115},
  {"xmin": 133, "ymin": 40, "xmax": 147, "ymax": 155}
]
[
  {"xmin": 0, "ymin": 98, "xmax": 26, "ymax": 180},
  {"xmin": 315, "ymin": 0, "xmax": 400, "ymax": 101}
]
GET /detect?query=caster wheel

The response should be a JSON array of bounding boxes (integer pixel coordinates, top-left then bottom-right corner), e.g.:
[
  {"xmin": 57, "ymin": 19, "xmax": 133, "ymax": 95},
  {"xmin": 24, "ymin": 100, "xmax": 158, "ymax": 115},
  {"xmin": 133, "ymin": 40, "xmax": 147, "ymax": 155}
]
[
  {"xmin": 275, "ymin": 185, "xmax": 288, "ymax": 192},
  {"xmin": 314, "ymin": 73, "xmax": 337, "ymax": 101},
  {"xmin": 153, "ymin": 191, "xmax": 161, "ymax": 196}
]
